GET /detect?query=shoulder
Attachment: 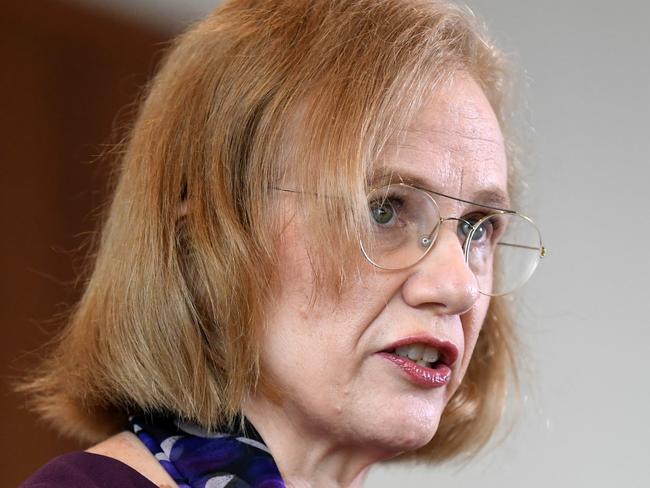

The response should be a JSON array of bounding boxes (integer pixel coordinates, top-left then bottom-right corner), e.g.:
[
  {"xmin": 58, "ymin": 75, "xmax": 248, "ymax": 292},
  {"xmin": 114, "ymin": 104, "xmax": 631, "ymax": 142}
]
[
  {"xmin": 21, "ymin": 432, "xmax": 176, "ymax": 488},
  {"xmin": 20, "ymin": 451, "xmax": 157, "ymax": 488},
  {"xmin": 86, "ymin": 431, "xmax": 176, "ymax": 487}
]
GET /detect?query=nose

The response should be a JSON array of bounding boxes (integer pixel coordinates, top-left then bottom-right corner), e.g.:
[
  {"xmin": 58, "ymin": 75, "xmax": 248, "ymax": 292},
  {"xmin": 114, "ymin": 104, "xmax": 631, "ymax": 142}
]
[{"xmin": 400, "ymin": 222, "xmax": 480, "ymax": 315}]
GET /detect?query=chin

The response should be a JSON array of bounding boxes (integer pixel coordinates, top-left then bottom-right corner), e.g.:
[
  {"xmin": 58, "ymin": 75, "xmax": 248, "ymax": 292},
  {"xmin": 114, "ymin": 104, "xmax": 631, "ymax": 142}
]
[{"xmin": 346, "ymin": 396, "xmax": 445, "ymax": 454}]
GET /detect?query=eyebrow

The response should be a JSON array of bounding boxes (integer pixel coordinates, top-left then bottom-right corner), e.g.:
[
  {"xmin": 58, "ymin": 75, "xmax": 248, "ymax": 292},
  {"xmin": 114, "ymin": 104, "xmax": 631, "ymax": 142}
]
[{"xmin": 369, "ymin": 169, "xmax": 514, "ymax": 213}]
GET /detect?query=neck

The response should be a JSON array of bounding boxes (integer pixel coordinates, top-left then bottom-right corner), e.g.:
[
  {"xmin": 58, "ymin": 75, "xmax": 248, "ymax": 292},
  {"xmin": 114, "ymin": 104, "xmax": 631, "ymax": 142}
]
[{"xmin": 243, "ymin": 396, "xmax": 393, "ymax": 487}]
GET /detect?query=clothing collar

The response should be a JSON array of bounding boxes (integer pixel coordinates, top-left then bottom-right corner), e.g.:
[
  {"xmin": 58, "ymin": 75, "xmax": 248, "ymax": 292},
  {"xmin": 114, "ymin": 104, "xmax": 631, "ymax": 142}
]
[{"xmin": 129, "ymin": 413, "xmax": 285, "ymax": 488}]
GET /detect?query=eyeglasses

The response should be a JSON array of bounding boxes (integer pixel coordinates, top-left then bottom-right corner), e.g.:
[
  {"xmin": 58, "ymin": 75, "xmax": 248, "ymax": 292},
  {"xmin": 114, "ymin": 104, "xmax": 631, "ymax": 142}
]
[
  {"xmin": 274, "ymin": 183, "xmax": 546, "ymax": 297},
  {"xmin": 361, "ymin": 183, "xmax": 546, "ymax": 296}
]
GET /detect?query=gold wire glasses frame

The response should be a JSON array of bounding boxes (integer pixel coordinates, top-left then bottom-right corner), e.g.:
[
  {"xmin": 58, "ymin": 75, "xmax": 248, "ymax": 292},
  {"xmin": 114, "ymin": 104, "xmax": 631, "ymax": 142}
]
[{"xmin": 274, "ymin": 183, "xmax": 546, "ymax": 297}]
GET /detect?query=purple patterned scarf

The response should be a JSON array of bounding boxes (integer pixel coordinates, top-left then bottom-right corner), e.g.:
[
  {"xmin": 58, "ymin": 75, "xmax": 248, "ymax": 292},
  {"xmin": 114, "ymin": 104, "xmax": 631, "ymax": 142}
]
[{"xmin": 129, "ymin": 414, "xmax": 285, "ymax": 488}]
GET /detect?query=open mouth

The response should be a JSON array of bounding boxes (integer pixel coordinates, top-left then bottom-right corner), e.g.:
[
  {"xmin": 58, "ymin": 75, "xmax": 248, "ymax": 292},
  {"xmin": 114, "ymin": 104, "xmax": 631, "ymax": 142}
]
[
  {"xmin": 378, "ymin": 340, "xmax": 457, "ymax": 388},
  {"xmin": 384, "ymin": 344, "xmax": 444, "ymax": 369}
]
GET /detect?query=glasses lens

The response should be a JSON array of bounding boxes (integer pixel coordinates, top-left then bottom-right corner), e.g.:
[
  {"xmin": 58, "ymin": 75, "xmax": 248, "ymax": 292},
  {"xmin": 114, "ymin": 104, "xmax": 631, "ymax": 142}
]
[
  {"xmin": 466, "ymin": 213, "xmax": 543, "ymax": 296},
  {"xmin": 360, "ymin": 184, "xmax": 439, "ymax": 269}
]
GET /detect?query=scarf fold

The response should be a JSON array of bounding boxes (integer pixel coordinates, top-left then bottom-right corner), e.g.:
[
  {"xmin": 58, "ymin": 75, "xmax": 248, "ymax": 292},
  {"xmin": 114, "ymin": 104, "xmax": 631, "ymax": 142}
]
[{"xmin": 129, "ymin": 414, "xmax": 285, "ymax": 488}]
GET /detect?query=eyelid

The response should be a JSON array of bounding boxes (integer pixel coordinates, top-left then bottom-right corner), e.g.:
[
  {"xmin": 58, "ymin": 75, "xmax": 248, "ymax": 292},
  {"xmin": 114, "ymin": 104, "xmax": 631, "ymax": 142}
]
[
  {"xmin": 371, "ymin": 176, "xmax": 513, "ymax": 213},
  {"xmin": 421, "ymin": 186, "xmax": 512, "ymax": 213},
  {"xmin": 466, "ymin": 209, "xmax": 504, "ymax": 222},
  {"xmin": 462, "ymin": 207, "xmax": 498, "ymax": 220},
  {"xmin": 368, "ymin": 181, "xmax": 515, "ymax": 216}
]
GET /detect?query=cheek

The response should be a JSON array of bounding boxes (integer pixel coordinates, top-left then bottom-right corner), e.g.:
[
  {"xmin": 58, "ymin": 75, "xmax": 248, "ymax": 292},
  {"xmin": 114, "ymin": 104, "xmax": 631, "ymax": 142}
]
[
  {"xmin": 258, "ymin": 252, "xmax": 400, "ymax": 413},
  {"xmin": 458, "ymin": 295, "xmax": 491, "ymax": 378},
  {"xmin": 257, "ymin": 297, "xmax": 338, "ymax": 417},
  {"xmin": 259, "ymin": 234, "xmax": 346, "ymax": 403}
]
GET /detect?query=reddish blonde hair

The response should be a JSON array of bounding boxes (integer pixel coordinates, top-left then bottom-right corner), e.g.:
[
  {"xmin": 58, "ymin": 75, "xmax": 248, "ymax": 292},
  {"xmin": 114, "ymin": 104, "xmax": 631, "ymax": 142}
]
[{"xmin": 24, "ymin": 0, "xmax": 519, "ymax": 462}]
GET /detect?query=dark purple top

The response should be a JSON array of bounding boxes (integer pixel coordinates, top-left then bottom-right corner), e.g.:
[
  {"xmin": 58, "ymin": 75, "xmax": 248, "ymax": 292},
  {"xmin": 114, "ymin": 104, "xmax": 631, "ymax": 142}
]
[
  {"xmin": 21, "ymin": 414, "xmax": 285, "ymax": 487},
  {"xmin": 20, "ymin": 451, "xmax": 157, "ymax": 488}
]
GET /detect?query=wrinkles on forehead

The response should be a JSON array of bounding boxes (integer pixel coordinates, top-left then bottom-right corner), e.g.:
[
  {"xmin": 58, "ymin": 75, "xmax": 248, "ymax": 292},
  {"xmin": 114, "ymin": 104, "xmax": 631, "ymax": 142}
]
[
  {"xmin": 392, "ymin": 104, "xmax": 505, "ymax": 174},
  {"xmin": 404, "ymin": 125, "xmax": 504, "ymax": 150},
  {"xmin": 372, "ymin": 74, "xmax": 509, "ymax": 211},
  {"xmin": 373, "ymin": 132, "xmax": 508, "ymax": 211}
]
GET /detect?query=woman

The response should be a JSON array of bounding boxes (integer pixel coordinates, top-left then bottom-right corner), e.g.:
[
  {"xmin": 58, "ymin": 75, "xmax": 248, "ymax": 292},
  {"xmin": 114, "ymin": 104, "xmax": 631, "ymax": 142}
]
[{"xmin": 21, "ymin": 0, "xmax": 545, "ymax": 486}]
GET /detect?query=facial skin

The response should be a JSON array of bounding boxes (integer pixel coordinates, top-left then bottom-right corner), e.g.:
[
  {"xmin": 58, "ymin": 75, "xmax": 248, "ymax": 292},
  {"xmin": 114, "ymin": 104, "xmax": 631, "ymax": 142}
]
[{"xmin": 243, "ymin": 73, "xmax": 509, "ymax": 487}]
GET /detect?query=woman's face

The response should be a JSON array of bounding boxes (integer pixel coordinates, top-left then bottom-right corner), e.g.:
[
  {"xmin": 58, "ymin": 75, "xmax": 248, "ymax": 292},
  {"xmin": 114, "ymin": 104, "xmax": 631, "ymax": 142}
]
[{"xmin": 254, "ymin": 74, "xmax": 508, "ymax": 456}]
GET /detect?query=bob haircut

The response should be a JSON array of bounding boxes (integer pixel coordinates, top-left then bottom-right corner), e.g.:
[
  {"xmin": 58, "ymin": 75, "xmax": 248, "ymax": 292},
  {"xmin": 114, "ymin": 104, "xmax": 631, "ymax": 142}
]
[{"xmin": 25, "ymin": 0, "xmax": 520, "ymax": 463}]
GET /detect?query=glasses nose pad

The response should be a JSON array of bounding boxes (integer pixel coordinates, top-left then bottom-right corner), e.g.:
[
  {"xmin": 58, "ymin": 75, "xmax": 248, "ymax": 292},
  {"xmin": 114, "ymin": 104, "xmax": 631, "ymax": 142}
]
[
  {"xmin": 419, "ymin": 234, "xmax": 434, "ymax": 248},
  {"xmin": 418, "ymin": 217, "xmax": 472, "ymax": 256},
  {"xmin": 438, "ymin": 217, "xmax": 472, "ymax": 259},
  {"xmin": 417, "ymin": 219, "xmax": 442, "ymax": 254}
]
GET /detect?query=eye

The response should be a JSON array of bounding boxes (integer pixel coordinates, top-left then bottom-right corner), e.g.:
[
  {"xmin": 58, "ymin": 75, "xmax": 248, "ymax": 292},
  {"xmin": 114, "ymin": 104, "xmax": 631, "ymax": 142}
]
[
  {"xmin": 370, "ymin": 199, "xmax": 397, "ymax": 226},
  {"xmin": 369, "ymin": 191, "xmax": 409, "ymax": 228},
  {"xmin": 458, "ymin": 214, "xmax": 494, "ymax": 242}
]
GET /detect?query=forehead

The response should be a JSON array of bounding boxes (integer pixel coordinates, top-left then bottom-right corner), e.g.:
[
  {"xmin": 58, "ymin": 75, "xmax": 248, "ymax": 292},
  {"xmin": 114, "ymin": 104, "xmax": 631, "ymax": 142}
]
[{"xmin": 378, "ymin": 74, "xmax": 508, "ymax": 208}]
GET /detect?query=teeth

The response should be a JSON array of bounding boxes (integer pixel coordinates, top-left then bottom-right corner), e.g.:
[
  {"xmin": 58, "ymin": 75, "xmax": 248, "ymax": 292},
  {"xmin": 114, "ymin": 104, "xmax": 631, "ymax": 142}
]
[
  {"xmin": 416, "ymin": 360, "xmax": 429, "ymax": 367},
  {"xmin": 422, "ymin": 347, "xmax": 440, "ymax": 363},
  {"xmin": 394, "ymin": 344, "xmax": 440, "ymax": 364},
  {"xmin": 407, "ymin": 344, "xmax": 423, "ymax": 360},
  {"xmin": 395, "ymin": 345, "xmax": 411, "ymax": 357}
]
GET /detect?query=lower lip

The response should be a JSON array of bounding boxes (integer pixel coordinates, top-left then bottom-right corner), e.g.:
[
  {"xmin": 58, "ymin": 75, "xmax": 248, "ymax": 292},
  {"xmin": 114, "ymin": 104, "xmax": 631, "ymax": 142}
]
[{"xmin": 378, "ymin": 352, "xmax": 452, "ymax": 388}]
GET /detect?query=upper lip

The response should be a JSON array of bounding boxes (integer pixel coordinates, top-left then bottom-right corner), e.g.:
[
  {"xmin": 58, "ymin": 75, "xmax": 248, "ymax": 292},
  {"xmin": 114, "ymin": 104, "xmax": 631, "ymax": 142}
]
[{"xmin": 380, "ymin": 336, "xmax": 459, "ymax": 367}]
